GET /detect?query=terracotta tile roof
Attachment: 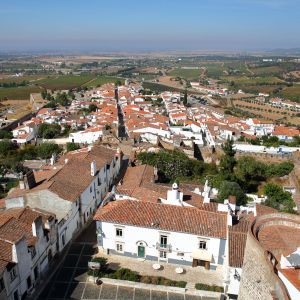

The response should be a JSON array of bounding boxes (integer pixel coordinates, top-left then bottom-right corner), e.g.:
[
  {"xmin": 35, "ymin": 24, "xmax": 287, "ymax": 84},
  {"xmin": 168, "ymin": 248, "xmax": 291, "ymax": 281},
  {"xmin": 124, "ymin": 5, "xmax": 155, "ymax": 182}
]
[
  {"xmin": 48, "ymin": 145, "xmax": 117, "ymax": 201},
  {"xmin": 228, "ymin": 214, "xmax": 252, "ymax": 268},
  {"xmin": 258, "ymin": 225, "xmax": 300, "ymax": 259},
  {"xmin": 255, "ymin": 204, "xmax": 278, "ymax": 216},
  {"xmin": 116, "ymin": 165, "xmax": 155, "ymax": 196},
  {"xmin": 0, "ymin": 240, "xmax": 12, "ymax": 263},
  {"xmin": 279, "ymin": 268, "xmax": 300, "ymax": 291},
  {"xmin": 94, "ymin": 200, "xmax": 227, "ymax": 239},
  {"xmin": 7, "ymin": 146, "xmax": 117, "ymax": 203}
]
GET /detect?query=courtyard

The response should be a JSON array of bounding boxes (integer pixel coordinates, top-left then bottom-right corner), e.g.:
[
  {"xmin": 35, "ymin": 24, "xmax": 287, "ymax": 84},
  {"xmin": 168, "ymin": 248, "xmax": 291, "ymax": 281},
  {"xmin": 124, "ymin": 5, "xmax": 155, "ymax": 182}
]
[{"xmin": 37, "ymin": 222, "xmax": 221, "ymax": 300}]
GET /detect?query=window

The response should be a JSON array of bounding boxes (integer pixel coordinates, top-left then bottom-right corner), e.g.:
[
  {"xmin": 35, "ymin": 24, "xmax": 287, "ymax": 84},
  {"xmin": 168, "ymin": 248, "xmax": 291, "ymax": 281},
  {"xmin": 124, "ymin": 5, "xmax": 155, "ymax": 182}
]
[
  {"xmin": 159, "ymin": 250, "xmax": 167, "ymax": 259},
  {"xmin": 160, "ymin": 235, "xmax": 168, "ymax": 248},
  {"xmin": 199, "ymin": 240, "xmax": 207, "ymax": 250},
  {"xmin": 116, "ymin": 228, "xmax": 123, "ymax": 237},
  {"xmin": 116, "ymin": 243, "xmax": 124, "ymax": 253},
  {"xmin": 90, "ymin": 186, "xmax": 92, "ymax": 193},
  {"xmin": 34, "ymin": 266, "xmax": 39, "ymax": 281},
  {"xmin": 98, "ymin": 177, "xmax": 101, "ymax": 186},
  {"xmin": 10, "ymin": 268, "xmax": 17, "ymax": 282},
  {"xmin": 0, "ymin": 278, "xmax": 4, "ymax": 292},
  {"xmin": 62, "ymin": 234, "xmax": 66, "ymax": 247},
  {"xmin": 30, "ymin": 247, "xmax": 36, "ymax": 259},
  {"xmin": 13, "ymin": 290, "xmax": 19, "ymax": 300},
  {"xmin": 27, "ymin": 276, "xmax": 31, "ymax": 289}
]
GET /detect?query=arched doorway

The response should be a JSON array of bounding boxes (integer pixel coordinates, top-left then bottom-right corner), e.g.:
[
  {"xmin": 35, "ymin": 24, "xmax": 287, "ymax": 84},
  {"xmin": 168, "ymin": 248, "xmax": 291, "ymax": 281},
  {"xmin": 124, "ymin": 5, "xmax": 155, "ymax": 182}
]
[{"xmin": 136, "ymin": 241, "xmax": 147, "ymax": 258}]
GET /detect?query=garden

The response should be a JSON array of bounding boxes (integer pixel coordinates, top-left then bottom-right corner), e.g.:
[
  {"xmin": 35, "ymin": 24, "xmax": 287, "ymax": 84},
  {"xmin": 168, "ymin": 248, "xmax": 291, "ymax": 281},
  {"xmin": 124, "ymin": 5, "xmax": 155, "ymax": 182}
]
[{"xmin": 88, "ymin": 257, "xmax": 187, "ymax": 288}]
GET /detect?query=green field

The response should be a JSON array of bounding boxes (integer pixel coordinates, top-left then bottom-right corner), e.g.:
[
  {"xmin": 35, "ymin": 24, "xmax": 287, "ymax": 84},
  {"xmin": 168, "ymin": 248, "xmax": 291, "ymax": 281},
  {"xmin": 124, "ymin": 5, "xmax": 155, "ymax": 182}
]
[
  {"xmin": 238, "ymin": 85, "xmax": 281, "ymax": 94},
  {"xmin": 168, "ymin": 68, "xmax": 200, "ymax": 80},
  {"xmin": 143, "ymin": 82, "xmax": 182, "ymax": 93},
  {"xmin": 222, "ymin": 75, "xmax": 284, "ymax": 85},
  {"xmin": 278, "ymin": 85, "xmax": 300, "ymax": 102},
  {"xmin": 224, "ymin": 62, "xmax": 250, "ymax": 74},
  {"xmin": 249, "ymin": 66, "xmax": 282, "ymax": 76},
  {"xmin": 0, "ymin": 86, "xmax": 42, "ymax": 100},
  {"xmin": 82, "ymin": 76, "xmax": 124, "ymax": 87},
  {"xmin": 203, "ymin": 63, "xmax": 227, "ymax": 78},
  {"xmin": 38, "ymin": 75, "xmax": 96, "ymax": 90}
]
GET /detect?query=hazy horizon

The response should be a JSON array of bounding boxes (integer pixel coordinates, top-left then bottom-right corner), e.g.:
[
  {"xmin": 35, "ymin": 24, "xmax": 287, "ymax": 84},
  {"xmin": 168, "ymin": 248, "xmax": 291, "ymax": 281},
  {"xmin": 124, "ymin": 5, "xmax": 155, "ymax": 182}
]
[{"xmin": 1, "ymin": 0, "xmax": 300, "ymax": 53}]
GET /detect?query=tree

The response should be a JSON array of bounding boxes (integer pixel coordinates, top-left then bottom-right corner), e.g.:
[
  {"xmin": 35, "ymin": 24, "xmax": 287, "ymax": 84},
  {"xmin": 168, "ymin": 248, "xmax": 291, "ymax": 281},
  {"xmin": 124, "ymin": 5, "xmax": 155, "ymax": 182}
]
[
  {"xmin": 37, "ymin": 143, "xmax": 62, "ymax": 159},
  {"xmin": 183, "ymin": 89, "xmax": 188, "ymax": 106},
  {"xmin": 66, "ymin": 142, "xmax": 80, "ymax": 152},
  {"xmin": 115, "ymin": 80, "xmax": 122, "ymax": 86},
  {"xmin": 219, "ymin": 139, "xmax": 236, "ymax": 179},
  {"xmin": 263, "ymin": 183, "xmax": 295, "ymax": 213},
  {"xmin": 38, "ymin": 124, "xmax": 61, "ymax": 139},
  {"xmin": 41, "ymin": 90, "xmax": 47, "ymax": 99},
  {"xmin": 266, "ymin": 161, "xmax": 294, "ymax": 177},
  {"xmin": 88, "ymin": 104, "xmax": 98, "ymax": 112},
  {"xmin": 217, "ymin": 181, "xmax": 247, "ymax": 206},
  {"xmin": 0, "ymin": 140, "xmax": 17, "ymax": 157},
  {"xmin": 0, "ymin": 130, "xmax": 13, "ymax": 139},
  {"xmin": 235, "ymin": 156, "xmax": 266, "ymax": 192}
]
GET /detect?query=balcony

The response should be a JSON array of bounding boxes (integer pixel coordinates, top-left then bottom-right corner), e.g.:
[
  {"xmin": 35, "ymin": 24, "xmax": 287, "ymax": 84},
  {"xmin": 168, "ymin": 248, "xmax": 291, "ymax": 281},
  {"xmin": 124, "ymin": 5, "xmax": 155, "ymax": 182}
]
[{"xmin": 156, "ymin": 242, "xmax": 172, "ymax": 252}]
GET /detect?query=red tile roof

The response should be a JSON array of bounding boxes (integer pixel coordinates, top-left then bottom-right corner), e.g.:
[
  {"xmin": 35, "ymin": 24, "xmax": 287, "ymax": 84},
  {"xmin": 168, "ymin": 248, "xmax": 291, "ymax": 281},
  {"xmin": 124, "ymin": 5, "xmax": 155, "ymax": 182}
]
[{"xmin": 94, "ymin": 200, "xmax": 227, "ymax": 239}]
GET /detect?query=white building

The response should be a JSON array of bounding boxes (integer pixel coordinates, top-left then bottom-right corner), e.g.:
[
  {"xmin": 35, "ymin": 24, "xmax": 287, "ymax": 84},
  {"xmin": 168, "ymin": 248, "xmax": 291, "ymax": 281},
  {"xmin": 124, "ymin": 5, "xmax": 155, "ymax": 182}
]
[
  {"xmin": 12, "ymin": 121, "xmax": 37, "ymax": 144},
  {"xmin": 5, "ymin": 145, "xmax": 121, "ymax": 253},
  {"xmin": 69, "ymin": 126, "xmax": 103, "ymax": 144},
  {"xmin": 0, "ymin": 207, "xmax": 57, "ymax": 300},
  {"xmin": 94, "ymin": 196, "xmax": 227, "ymax": 271}
]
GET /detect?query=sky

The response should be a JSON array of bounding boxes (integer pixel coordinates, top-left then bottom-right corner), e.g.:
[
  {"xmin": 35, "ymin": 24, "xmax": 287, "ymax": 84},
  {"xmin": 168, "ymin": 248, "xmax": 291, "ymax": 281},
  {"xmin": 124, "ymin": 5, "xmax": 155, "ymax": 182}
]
[{"xmin": 1, "ymin": 0, "xmax": 300, "ymax": 53}]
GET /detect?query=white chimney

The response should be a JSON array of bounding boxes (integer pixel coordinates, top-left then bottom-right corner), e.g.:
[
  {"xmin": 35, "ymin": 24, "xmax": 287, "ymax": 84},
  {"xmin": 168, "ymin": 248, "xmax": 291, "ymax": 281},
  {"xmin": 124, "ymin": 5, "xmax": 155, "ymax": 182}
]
[
  {"xmin": 166, "ymin": 182, "xmax": 183, "ymax": 206},
  {"xmin": 50, "ymin": 153, "xmax": 55, "ymax": 166},
  {"xmin": 65, "ymin": 158, "xmax": 69, "ymax": 164},
  {"xmin": 91, "ymin": 160, "xmax": 97, "ymax": 176},
  {"xmin": 19, "ymin": 181, "xmax": 25, "ymax": 189}
]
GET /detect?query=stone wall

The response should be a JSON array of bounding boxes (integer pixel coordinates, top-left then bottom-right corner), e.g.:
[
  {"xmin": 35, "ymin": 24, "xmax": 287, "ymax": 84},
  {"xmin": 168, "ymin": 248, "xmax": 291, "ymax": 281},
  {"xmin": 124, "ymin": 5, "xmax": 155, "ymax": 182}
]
[{"xmin": 238, "ymin": 233, "xmax": 285, "ymax": 300}]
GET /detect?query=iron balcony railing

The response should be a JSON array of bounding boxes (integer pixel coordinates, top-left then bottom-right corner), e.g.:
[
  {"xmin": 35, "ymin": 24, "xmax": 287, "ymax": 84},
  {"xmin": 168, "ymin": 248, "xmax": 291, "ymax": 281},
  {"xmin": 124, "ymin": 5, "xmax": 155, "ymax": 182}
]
[{"xmin": 156, "ymin": 242, "xmax": 172, "ymax": 252}]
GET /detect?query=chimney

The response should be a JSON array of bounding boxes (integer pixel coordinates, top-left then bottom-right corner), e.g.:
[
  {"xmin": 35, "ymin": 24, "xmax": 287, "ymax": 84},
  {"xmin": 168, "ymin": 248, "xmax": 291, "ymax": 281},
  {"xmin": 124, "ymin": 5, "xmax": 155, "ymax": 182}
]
[
  {"xmin": 19, "ymin": 180, "xmax": 25, "ymax": 189},
  {"xmin": 167, "ymin": 182, "xmax": 183, "ymax": 205},
  {"xmin": 50, "ymin": 153, "xmax": 56, "ymax": 166},
  {"xmin": 91, "ymin": 160, "xmax": 97, "ymax": 176},
  {"xmin": 65, "ymin": 158, "xmax": 69, "ymax": 164}
]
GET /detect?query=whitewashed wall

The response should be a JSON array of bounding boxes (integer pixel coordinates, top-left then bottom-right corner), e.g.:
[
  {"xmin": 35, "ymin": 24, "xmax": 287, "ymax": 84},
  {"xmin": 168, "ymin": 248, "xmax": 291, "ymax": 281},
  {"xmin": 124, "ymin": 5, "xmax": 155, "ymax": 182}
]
[{"xmin": 97, "ymin": 221, "xmax": 226, "ymax": 268}]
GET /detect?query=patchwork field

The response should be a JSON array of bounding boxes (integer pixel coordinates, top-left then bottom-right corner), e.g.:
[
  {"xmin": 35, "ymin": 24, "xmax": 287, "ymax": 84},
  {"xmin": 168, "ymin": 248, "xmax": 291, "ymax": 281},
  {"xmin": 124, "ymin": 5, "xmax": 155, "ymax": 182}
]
[
  {"xmin": 249, "ymin": 66, "xmax": 282, "ymax": 76},
  {"xmin": 278, "ymin": 84, "xmax": 300, "ymax": 102},
  {"xmin": 82, "ymin": 76, "xmax": 124, "ymax": 87},
  {"xmin": 38, "ymin": 75, "xmax": 96, "ymax": 90},
  {"xmin": 168, "ymin": 68, "xmax": 201, "ymax": 80},
  {"xmin": 233, "ymin": 100, "xmax": 300, "ymax": 125},
  {"xmin": 0, "ymin": 86, "xmax": 42, "ymax": 100},
  {"xmin": 222, "ymin": 75, "xmax": 284, "ymax": 85}
]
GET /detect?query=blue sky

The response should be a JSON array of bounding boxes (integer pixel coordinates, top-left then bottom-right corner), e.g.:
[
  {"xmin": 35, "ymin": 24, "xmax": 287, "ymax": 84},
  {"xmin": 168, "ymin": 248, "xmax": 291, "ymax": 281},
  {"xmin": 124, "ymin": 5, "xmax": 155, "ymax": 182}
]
[{"xmin": 1, "ymin": 0, "xmax": 299, "ymax": 52}]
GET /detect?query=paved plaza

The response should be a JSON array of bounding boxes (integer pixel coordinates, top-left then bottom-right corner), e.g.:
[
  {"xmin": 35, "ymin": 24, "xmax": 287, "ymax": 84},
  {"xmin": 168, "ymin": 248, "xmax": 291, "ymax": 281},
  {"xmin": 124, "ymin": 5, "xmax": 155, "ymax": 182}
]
[{"xmin": 37, "ymin": 222, "xmax": 220, "ymax": 300}]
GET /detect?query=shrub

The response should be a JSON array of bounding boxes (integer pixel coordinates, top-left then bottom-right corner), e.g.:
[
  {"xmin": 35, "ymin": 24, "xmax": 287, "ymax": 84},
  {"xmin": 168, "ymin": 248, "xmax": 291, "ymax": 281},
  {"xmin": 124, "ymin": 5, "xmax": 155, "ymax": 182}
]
[
  {"xmin": 195, "ymin": 283, "xmax": 224, "ymax": 292},
  {"xmin": 109, "ymin": 268, "xmax": 140, "ymax": 282},
  {"xmin": 87, "ymin": 257, "xmax": 108, "ymax": 277},
  {"xmin": 140, "ymin": 276, "xmax": 152, "ymax": 284},
  {"xmin": 66, "ymin": 142, "xmax": 80, "ymax": 152}
]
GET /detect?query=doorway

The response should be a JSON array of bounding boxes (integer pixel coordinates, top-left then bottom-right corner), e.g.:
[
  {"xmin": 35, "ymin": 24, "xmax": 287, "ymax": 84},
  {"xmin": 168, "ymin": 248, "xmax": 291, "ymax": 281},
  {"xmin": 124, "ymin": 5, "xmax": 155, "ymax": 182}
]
[
  {"xmin": 192, "ymin": 259, "xmax": 210, "ymax": 270},
  {"xmin": 137, "ymin": 245, "xmax": 145, "ymax": 258}
]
